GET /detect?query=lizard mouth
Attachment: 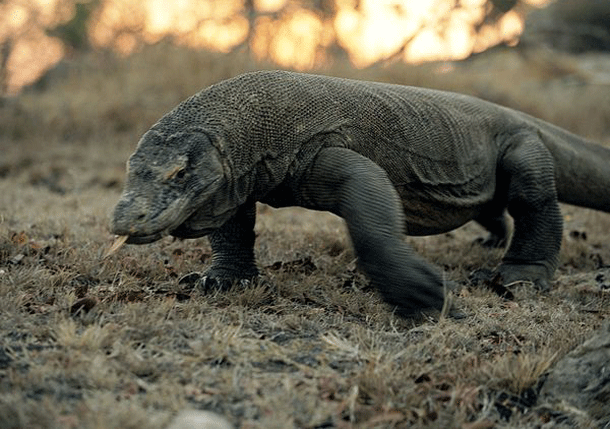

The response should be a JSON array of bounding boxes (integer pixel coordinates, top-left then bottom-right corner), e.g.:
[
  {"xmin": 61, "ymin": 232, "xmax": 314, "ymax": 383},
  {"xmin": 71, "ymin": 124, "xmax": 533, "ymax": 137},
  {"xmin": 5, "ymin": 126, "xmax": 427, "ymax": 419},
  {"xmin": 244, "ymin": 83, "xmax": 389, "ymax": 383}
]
[
  {"xmin": 113, "ymin": 198, "xmax": 199, "ymax": 245},
  {"xmin": 125, "ymin": 231, "xmax": 167, "ymax": 244},
  {"xmin": 123, "ymin": 211, "xmax": 198, "ymax": 244},
  {"xmin": 118, "ymin": 207, "xmax": 230, "ymax": 244},
  {"xmin": 123, "ymin": 215, "xmax": 215, "ymax": 243}
]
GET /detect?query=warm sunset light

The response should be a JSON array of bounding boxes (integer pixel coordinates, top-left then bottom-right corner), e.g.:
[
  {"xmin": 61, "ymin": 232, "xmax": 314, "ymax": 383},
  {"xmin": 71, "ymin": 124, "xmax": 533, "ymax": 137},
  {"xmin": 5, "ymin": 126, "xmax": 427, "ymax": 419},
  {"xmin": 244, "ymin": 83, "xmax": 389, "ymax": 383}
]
[
  {"xmin": 0, "ymin": 0, "xmax": 68, "ymax": 93},
  {"xmin": 252, "ymin": 8, "xmax": 333, "ymax": 69},
  {"xmin": 0, "ymin": 0, "xmax": 552, "ymax": 94},
  {"xmin": 90, "ymin": 0, "xmax": 250, "ymax": 54}
]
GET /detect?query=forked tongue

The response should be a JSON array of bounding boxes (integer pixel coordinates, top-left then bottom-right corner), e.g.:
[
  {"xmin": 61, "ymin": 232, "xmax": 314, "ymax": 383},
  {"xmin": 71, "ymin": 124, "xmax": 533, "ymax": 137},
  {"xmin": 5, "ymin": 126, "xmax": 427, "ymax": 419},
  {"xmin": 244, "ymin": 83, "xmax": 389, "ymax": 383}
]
[{"xmin": 103, "ymin": 235, "xmax": 129, "ymax": 259}]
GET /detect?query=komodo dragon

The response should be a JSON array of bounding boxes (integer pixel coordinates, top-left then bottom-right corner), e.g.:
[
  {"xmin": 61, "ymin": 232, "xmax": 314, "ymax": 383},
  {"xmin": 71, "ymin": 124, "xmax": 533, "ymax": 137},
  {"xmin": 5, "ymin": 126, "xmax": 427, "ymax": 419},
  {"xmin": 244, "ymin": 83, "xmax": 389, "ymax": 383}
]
[{"xmin": 111, "ymin": 70, "xmax": 610, "ymax": 317}]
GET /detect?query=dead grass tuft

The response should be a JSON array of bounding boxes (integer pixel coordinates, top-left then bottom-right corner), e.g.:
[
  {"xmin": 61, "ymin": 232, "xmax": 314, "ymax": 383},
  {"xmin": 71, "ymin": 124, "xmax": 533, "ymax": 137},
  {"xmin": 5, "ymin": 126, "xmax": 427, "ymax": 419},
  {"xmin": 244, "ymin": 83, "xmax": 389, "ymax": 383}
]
[{"xmin": 483, "ymin": 350, "xmax": 559, "ymax": 395}]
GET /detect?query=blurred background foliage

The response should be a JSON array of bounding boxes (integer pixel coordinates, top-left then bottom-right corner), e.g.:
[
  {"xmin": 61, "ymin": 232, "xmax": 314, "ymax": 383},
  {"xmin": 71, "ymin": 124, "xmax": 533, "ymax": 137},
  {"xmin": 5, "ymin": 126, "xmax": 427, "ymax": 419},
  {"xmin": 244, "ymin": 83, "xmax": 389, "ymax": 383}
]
[{"xmin": 5, "ymin": 0, "xmax": 609, "ymax": 95}]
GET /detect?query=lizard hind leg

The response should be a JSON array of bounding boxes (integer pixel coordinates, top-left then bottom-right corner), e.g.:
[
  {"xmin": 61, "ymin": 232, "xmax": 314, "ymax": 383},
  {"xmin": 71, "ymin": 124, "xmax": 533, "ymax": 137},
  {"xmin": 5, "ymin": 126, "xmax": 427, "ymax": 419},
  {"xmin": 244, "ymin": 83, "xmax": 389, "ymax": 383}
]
[{"xmin": 495, "ymin": 133, "xmax": 563, "ymax": 291}]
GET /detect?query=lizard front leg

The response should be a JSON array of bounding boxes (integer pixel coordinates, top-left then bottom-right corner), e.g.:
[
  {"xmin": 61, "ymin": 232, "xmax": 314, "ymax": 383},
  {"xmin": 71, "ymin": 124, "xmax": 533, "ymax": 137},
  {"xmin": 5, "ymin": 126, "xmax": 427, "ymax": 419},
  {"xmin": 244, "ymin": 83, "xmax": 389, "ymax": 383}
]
[
  {"xmin": 298, "ymin": 147, "xmax": 447, "ymax": 317},
  {"xmin": 180, "ymin": 202, "xmax": 259, "ymax": 291}
]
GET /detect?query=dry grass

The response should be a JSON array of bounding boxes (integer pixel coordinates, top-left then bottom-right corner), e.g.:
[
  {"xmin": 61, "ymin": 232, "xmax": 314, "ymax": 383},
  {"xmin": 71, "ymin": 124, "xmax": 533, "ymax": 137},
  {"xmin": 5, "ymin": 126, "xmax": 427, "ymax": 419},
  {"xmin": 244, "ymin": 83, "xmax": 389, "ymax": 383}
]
[{"xmin": 1, "ymin": 44, "xmax": 610, "ymax": 428}]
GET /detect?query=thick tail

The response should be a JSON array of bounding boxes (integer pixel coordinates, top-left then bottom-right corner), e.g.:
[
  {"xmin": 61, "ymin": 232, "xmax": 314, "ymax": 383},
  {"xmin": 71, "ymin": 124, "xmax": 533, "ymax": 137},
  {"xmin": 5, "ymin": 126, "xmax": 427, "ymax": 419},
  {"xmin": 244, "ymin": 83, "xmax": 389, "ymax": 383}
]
[{"xmin": 536, "ymin": 119, "xmax": 610, "ymax": 213}]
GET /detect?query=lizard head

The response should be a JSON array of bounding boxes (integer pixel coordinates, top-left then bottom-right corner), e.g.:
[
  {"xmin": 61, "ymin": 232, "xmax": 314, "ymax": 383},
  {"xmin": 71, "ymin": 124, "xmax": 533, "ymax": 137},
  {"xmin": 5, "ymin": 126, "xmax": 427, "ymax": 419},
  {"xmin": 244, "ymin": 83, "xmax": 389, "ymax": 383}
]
[{"xmin": 111, "ymin": 129, "xmax": 230, "ymax": 244}]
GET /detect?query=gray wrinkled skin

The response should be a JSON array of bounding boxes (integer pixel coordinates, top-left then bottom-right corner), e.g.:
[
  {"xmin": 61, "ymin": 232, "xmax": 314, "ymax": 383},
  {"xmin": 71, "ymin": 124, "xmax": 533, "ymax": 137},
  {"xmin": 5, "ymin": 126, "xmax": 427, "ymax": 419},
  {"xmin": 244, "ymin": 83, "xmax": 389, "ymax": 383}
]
[{"xmin": 112, "ymin": 70, "xmax": 610, "ymax": 317}]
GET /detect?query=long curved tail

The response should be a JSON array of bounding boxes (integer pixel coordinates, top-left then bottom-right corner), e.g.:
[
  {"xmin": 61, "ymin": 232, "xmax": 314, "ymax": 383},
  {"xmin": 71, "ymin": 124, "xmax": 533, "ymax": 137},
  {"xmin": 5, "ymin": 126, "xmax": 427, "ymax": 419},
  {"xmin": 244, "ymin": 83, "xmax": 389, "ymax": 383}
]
[{"xmin": 535, "ymin": 119, "xmax": 610, "ymax": 213}]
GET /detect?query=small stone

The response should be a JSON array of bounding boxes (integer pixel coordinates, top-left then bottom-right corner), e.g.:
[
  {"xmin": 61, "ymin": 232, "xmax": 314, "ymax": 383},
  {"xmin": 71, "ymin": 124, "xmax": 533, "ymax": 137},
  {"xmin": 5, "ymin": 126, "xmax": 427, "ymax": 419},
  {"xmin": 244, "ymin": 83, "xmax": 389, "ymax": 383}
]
[
  {"xmin": 9, "ymin": 253, "xmax": 25, "ymax": 265},
  {"xmin": 165, "ymin": 410, "xmax": 232, "ymax": 429},
  {"xmin": 539, "ymin": 322, "xmax": 610, "ymax": 426}
]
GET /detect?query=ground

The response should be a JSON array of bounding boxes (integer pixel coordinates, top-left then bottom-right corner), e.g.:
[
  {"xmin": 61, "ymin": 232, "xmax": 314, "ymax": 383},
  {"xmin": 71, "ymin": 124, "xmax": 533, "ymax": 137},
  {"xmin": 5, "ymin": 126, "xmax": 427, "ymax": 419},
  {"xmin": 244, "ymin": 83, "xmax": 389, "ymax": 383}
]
[{"xmin": 1, "ymin": 45, "xmax": 609, "ymax": 428}]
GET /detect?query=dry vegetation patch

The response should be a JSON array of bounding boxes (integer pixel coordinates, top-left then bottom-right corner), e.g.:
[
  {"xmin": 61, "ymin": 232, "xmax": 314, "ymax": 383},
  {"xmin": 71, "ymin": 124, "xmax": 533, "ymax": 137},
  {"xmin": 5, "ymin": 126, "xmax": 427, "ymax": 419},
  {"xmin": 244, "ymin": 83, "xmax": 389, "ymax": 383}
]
[{"xmin": 1, "ymin": 45, "xmax": 610, "ymax": 428}]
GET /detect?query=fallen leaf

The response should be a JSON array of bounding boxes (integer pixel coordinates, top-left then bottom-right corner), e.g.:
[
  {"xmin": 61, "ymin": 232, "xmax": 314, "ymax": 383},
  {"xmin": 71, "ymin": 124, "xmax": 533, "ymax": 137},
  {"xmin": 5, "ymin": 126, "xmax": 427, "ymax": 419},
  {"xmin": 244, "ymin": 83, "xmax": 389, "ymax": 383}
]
[{"xmin": 10, "ymin": 231, "xmax": 28, "ymax": 246}]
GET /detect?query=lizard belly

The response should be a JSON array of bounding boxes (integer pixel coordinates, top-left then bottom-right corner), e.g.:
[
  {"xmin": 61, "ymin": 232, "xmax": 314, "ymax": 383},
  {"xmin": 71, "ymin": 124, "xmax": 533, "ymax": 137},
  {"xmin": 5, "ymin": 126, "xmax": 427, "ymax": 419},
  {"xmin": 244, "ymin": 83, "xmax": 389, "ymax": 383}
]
[
  {"xmin": 397, "ymin": 189, "xmax": 487, "ymax": 236},
  {"xmin": 403, "ymin": 207, "xmax": 478, "ymax": 236}
]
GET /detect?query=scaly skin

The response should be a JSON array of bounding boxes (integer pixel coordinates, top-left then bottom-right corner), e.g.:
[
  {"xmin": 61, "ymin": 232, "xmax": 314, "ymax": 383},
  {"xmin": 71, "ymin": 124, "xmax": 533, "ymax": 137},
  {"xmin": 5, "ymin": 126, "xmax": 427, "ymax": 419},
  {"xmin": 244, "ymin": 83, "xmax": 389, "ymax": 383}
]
[{"xmin": 112, "ymin": 70, "xmax": 610, "ymax": 317}]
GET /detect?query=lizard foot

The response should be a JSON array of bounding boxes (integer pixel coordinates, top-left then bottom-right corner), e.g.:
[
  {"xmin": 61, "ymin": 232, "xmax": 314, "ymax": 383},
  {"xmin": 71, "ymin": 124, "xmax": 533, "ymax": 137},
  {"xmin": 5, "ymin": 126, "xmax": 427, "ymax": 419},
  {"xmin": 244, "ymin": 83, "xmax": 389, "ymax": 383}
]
[
  {"xmin": 179, "ymin": 266, "xmax": 259, "ymax": 293},
  {"xmin": 496, "ymin": 263, "xmax": 551, "ymax": 292},
  {"xmin": 470, "ymin": 263, "xmax": 551, "ymax": 299}
]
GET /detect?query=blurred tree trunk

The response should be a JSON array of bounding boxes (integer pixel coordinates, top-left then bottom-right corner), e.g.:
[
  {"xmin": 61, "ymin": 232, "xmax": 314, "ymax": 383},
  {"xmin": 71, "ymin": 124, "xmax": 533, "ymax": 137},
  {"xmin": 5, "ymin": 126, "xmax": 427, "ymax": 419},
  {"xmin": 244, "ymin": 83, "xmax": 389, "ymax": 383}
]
[
  {"xmin": 0, "ymin": 38, "xmax": 11, "ymax": 96},
  {"xmin": 46, "ymin": 1, "xmax": 98, "ymax": 52}
]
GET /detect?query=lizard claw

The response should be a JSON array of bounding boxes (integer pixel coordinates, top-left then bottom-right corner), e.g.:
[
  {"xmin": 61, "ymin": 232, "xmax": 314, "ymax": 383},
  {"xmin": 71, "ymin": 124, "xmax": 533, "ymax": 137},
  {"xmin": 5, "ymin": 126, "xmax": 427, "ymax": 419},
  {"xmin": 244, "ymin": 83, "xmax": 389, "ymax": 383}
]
[
  {"xmin": 178, "ymin": 270, "xmax": 255, "ymax": 293},
  {"xmin": 178, "ymin": 272, "xmax": 203, "ymax": 287},
  {"xmin": 198, "ymin": 275, "xmax": 251, "ymax": 292}
]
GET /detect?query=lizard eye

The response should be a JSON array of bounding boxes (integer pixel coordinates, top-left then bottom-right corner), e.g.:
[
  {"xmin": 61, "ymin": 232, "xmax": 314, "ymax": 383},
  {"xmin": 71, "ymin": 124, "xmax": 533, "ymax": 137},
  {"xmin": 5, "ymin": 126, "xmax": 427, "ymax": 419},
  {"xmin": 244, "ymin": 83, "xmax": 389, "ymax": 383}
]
[{"xmin": 166, "ymin": 166, "xmax": 188, "ymax": 182}]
